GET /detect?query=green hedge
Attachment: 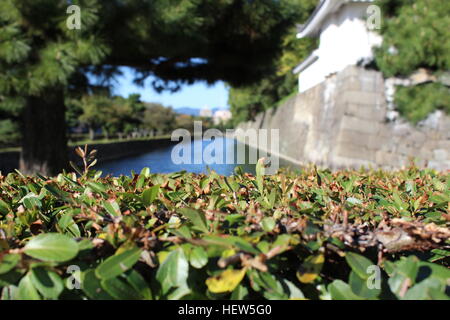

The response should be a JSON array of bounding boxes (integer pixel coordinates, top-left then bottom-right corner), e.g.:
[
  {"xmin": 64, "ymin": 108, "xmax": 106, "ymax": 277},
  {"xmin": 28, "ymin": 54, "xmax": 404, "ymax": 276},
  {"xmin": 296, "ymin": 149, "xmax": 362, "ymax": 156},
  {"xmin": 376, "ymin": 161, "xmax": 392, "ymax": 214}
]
[{"xmin": 0, "ymin": 159, "xmax": 449, "ymax": 300}]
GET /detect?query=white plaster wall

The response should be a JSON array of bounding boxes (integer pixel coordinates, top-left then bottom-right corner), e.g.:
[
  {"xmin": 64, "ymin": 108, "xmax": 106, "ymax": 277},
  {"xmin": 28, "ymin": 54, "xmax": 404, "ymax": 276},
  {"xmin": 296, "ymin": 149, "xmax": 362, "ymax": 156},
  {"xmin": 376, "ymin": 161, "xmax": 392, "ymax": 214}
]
[{"xmin": 299, "ymin": 3, "xmax": 382, "ymax": 93}]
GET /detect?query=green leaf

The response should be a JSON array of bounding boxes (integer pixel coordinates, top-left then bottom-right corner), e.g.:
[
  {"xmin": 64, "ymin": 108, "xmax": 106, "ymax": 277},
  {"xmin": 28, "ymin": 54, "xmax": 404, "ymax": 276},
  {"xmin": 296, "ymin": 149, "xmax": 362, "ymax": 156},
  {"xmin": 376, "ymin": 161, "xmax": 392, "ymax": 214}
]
[
  {"xmin": 78, "ymin": 239, "xmax": 94, "ymax": 251},
  {"xmin": 256, "ymin": 158, "xmax": 265, "ymax": 193},
  {"xmin": 142, "ymin": 185, "xmax": 160, "ymax": 206},
  {"xmin": 230, "ymin": 284, "xmax": 249, "ymax": 300},
  {"xmin": 101, "ymin": 277, "xmax": 142, "ymax": 300},
  {"xmin": 178, "ymin": 207, "xmax": 208, "ymax": 233},
  {"xmin": 387, "ymin": 256, "xmax": 419, "ymax": 298},
  {"xmin": 225, "ymin": 214, "xmax": 245, "ymax": 225},
  {"xmin": 282, "ymin": 279, "xmax": 305, "ymax": 299},
  {"xmin": 30, "ymin": 267, "xmax": 64, "ymax": 299},
  {"xmin": 0, "ymin": 270, "xmax": 23, "ymax": 287},
  {"xmin": 82, "ymin": 270, "xmax": 113, "ymax": 300},
  {"xmin": 260, "ymin": 217, "xmax": 276, "ymax": 232},
  {"xmin": 86, "ymin": 181, "xmax": 107, "ymax": 194},
  {"xmin": 223, "ymin": 177, "xmax": 239, "ymax": 192},
  {"xmin": 245, "ymin": 270, "xmax": 287, "ymax": 299},
  {"xmin": 296, "ymin": 254, "xmax": 324, "ymax": 284},
  {"xmin": 428, "ymin": 249, "xmax": 450, "ymax": 262},
  {"xmin": 417, "ymin": 261, "xmax": 450, "ymax": 286},
  {"xmin": 345, "ymin": 252, "xmax": 374, "ymax": 279},
  {"xmin": 136, "ymin": 174, "xmax": 145, "ymax": 189},
  {"xmin": 102, "ymin": 199, "xmax": 121, "ymax": 217},
  {"xmin": 346, "ymin": 197, "xmax": 362, "ymax": 206},
  {"xmin": 125, "ymin": 269, "xmax": 152, "ymax": 300},
  {"xmin": 24, "ymin": 233, "xmax": 79, "ymax": 262},
  {"xmin": 328, "ymin": 280, "xmax": 364, "ymax": 300},
  {"xmin": 95, "ymin": 247, "xmax": 142, "ymax": 280},
  {"xmin": 0, "ymin": 254, "xmax": 20, "ymax": 275},
  {"xmin": 0, "ymin": 199, "xmax": 11, "ymax": 215},
  {"xmin": 232, "ymin": 237, "xmax": 261, "ymax": 255},
  {"xmin": 349, "ymin": 271, "xmax": 380, "ymax": 299},
  {"xmin": 189, "ymin": 246, "xmax": 208, "ymax": 269},
  {"xmin": 140, "ymin": 167, "xmax": 150, "ymax": 178},
  {"xmin": 403, "ymin": 278, "xmax": 446, "ymax": 300},
  {"xmin": 16, "ymin": 272, "xmax": 41, "ymax": 300},
  {"xmin": 166, "ymin": 284, "xmax": 191, "ymax": 300},
  {"xmin": 156, "ymin": 248, "xmax": 189, "ymax": 294},
  {"xmin": 1, "ymin": 285, "xmax": 17, "ymax": 300},
  {"xmin": 202, "ymin": 235, "xmax": 260, "ymax": 255},
  {"xmin": 21, "ymin": 193, "xmax": 42, "ymax": 209},
  {"xmin": 44, "ymin": 184, "xmax": 72, "ymax": 202},
  {"xmin": 58, "ymin": 211, "xmax": 81, "ymax": 237}
]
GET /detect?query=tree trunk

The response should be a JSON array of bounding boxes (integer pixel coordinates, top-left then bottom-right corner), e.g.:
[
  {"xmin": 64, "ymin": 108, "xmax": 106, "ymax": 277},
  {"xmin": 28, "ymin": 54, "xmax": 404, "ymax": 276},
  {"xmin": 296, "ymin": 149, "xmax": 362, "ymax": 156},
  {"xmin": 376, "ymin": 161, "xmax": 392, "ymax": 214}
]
[{"xmin": 20, "ymin": 89, "xmax": 69, "ymax": 176}]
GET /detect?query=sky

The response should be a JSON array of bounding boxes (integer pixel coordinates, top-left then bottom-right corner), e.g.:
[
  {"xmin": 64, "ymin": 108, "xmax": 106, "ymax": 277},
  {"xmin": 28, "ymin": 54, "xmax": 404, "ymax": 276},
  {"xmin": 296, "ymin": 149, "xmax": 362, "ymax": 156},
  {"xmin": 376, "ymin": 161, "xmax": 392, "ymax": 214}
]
[{"xmin": 112, "ymin": 67, "xmax": 230, "ymax": 110}]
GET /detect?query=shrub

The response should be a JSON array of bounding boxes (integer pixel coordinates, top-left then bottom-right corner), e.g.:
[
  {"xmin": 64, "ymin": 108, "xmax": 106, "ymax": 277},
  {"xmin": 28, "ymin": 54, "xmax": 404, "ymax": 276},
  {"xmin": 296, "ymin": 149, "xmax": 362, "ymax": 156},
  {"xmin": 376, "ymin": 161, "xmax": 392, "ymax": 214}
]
[
  {"xmin": 394, "ymin": 83, "xmax": 450, "ymax": 124},
  {"xmin": 0, "ymin": 157, "xmax": 449, "ymax": 300}
]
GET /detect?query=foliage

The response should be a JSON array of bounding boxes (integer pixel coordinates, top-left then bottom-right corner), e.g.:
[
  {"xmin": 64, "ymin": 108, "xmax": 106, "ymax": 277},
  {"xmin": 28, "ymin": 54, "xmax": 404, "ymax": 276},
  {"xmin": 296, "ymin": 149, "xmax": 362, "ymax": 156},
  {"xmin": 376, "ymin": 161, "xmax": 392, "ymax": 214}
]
[
  {"xmin": 142, "ymin": 103, "xmax": 177, "ymax": 135},
  {"xmin": 0, "ymin": 0, "xmax": 309, "ymax": 173},
  {"xmin": 0, "ymin": 158, "xmax": 449, "ymax": 300},
  {"xmin": 66, "ymin": 93, "xmax": 153, "ymax": 140},
  {"xmin": 374, "ymin": 0, "xmax": 450, "ymax": 121},
  {"xmin": 174, "ymin": 114, "xmax": 196, "ymax": 132},
  {"xmin": 70, "ymin": 94, "xmax": 142, "ymax": 139},
  {"xmin": 0, "ymin": 97, "xmax": 24, "ymax": 147},
  {"xmin": 0, "ymin": 0, "xmax": 304, "ymax": 96},
  {"xmin": 374, "ymin": 0, "xmax": 450, "ymax": 77},
  {"xmin": 0, "ymin": 0, "xmax": 111, "ymax": 174},
  {"xmin": 228, "ymin": 0, "xmax": 318, "ymax": 124},
  {"xmin": 0, "ymin": 0, "xmax": 109, "ymax": 97},
  {"xmin": 0, "ymin": 120, "xmax": 20, "ymax": 147},
  {"xmin": 394, "ymin": 83, "xmax": 450, "ymax": 124}
]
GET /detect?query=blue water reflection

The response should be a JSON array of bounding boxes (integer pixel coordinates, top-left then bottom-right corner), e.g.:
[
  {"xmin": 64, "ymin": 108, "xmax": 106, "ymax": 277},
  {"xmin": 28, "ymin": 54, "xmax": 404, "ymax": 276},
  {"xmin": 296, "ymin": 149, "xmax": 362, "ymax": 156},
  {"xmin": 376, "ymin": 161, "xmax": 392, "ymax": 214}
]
[{"xmin": 96, "ymin": 137, "xmax": 257, "ymax": 176}]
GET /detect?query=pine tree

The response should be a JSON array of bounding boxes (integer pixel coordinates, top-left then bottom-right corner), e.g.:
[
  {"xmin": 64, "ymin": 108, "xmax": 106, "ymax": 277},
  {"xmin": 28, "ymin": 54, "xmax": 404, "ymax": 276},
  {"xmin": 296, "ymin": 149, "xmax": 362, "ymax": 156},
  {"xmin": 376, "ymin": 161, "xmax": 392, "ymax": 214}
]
[
  {"xmin": 0, "ymin": 0, "xmax": 308, "ymax": 175},
  {"xmin": 228, "ymin": 0, "xmax": 318, "ymax": 123},
  {"xmin": 374, "ymin": 0, "xmax": 450, "ymax": 77},
  {"xmin": 0, "ymin": 0, "xmax": 108, "ymax": 174},
  {"xmin": 374, "ymin": 0, "xmax": 450, "ymax": 123}
]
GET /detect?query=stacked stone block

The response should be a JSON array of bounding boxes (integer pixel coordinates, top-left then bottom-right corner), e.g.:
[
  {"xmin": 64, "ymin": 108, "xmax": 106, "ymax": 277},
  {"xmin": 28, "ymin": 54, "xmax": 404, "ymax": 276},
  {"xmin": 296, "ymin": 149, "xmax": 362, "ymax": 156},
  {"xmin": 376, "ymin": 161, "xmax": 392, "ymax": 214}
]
[{"xmin": 237, "ymin": 66, "xmax": 450, "ymax": 171}]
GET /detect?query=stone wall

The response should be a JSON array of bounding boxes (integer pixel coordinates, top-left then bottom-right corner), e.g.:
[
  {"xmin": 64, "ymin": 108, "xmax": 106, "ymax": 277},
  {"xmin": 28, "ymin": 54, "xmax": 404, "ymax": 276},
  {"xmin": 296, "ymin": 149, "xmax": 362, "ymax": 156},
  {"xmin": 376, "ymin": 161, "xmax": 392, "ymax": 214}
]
[
  {"xmin": 237, "ymin": 66, "xmax": 450, "ymax": 171},
  {"xmin": 0, "ymin": 138, "xmax": 176, "ymax": 174}
]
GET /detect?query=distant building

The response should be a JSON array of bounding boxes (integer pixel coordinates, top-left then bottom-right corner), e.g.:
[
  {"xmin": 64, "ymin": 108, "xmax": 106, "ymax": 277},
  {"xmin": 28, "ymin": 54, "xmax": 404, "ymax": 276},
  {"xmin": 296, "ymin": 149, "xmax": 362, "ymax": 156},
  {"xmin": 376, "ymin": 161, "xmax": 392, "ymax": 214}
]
[
  {"xmin": 213, "ymin": 110, "xmax": 232, "ymax": 125},
  {"xmin": 294, "ymin": 0, "xmax": 382, "ymax": 93},
  {"xmin": 200, "ymin": 107, "xmax": 213, "ymax": 118}
]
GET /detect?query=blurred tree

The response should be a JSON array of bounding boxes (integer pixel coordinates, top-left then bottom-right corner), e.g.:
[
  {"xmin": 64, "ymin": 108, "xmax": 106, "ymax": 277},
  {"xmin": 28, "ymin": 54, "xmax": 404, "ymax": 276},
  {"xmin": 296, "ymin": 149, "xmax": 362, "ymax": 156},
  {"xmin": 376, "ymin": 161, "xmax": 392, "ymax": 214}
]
[
  {"xmin": 112, "ymin": 94, "xmax": 146, "ymax": 137},
  {"xmin": 0, "ymin": 0, "xmax": 308, "ymax": 175},
  {"xmin": 0, "ymin": 0, "xmax": 108, "ymax": 174},
  {"xmin": 0, "ymin": 119, "xmax": 20, "ymax": 147},
  {"xmin": 374, "ymin": 0, "xmax": 450, "ymax": 77},
  {"xmin": 142, "ymin": 103, "xmax": 176, "ymax": 135},
  {"xmin": 65, "ymin": 99, "xmax": 84, "ymax": 132},
  {"xmin": 76, "ymin": 93, "xmax": 145, "ymax": 140},
  {"xmin": 175, "ymin": 114, "xmax": 195, "ymax": 132},
  {"xmin": 0, "ymin": 96, "xmax": 23, "ymax": 147},
  {"xmin": 78, "ymin": 95, "xmax": 112, "ymax": 140},
  {"xmin": 394, "ymin": 83, "xmax": 449, "ymax": 124},
  {"xmin": 374, "ymin": 0, "xmax": 450, "ymax": 123},
  {"xmin": 228, "ymin": 0, "xmax": 318, "ymax": 124}
]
